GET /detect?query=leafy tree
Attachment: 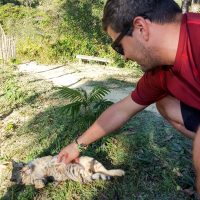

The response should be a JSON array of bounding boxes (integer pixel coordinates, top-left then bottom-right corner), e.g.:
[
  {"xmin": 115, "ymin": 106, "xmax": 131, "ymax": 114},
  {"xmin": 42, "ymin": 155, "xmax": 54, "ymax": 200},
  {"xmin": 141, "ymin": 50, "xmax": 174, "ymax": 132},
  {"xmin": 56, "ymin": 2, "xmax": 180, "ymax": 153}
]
[
  {"xmin": 0, "ymin": 0, "xmax": 20, "ymax": 5},
  {"xmin": 18, "ymin": 0, "xmax": 39, "ymax": 7},
  {"xmin": 182, "ymin": 0, "xmax": 191, "ymax": 13},
  {"xmin": 191, "ymin": 0, "xmax": 200, "ymax": 12}
]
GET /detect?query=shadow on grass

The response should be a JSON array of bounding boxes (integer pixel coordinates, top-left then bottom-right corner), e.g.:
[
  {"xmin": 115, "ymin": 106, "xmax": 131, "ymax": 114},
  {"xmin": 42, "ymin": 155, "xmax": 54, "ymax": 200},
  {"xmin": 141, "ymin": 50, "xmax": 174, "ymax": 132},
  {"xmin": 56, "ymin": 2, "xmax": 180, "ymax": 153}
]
[
  {"xmin": 1, "ymin": 185, "xmax": 36, "ymax": 200},
  {"xmin": 90, "ymin": 110, "xmax": 195, "ymax": 200},
  {"xmin": 1, "ymin": 79, "xmax": 197, "ymax": 200},
  {"xmin": 85, "ymin": 78, "xmax": 137, "ymax": 88},
  {"xmin": 4, "ymin": 111, "xmax": 196, "ymax": 199}
]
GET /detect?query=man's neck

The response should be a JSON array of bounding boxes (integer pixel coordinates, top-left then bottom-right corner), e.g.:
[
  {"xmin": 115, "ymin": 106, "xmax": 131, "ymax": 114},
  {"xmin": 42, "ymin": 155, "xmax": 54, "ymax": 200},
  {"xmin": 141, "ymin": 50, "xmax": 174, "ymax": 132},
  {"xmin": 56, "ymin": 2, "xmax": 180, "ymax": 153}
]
[{"xmin": 149, "ymin": 14, "xmax": 183, "ymax": 66}]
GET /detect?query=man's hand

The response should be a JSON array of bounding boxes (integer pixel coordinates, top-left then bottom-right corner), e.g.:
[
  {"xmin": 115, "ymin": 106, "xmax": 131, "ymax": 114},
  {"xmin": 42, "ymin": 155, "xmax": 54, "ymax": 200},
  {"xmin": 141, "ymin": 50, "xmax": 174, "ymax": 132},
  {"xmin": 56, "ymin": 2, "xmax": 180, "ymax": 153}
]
[{"xmin": 57, "ymin": 143, "xmax": 80, "ymax": 164}]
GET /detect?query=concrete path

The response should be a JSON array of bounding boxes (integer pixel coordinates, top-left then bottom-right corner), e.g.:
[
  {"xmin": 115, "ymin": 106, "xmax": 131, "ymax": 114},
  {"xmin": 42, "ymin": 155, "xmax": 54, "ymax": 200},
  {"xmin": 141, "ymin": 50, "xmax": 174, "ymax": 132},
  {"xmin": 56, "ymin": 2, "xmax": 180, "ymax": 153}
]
[{"xmin": 18, "ymin": 62, "xmax": 158, "ymax": 114}]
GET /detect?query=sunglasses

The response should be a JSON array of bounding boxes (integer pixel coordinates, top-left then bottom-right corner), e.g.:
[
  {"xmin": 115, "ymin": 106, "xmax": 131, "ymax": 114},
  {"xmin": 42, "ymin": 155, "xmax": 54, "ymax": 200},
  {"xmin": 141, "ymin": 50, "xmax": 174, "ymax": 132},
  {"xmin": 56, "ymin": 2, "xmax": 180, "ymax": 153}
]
[
  {"xmin": 111, "ymin": 26, "xmax": 132, "ymax": 55},
  {"xmin": 111, "ymin": 14, "xmax": 150, "ymax": 55}
]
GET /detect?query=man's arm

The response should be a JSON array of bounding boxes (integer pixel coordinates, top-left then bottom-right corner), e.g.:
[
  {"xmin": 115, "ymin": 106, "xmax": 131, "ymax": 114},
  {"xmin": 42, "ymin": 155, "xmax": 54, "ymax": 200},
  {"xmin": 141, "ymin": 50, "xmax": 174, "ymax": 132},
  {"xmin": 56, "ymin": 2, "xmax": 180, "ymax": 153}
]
[
  {"xmin": 57, "ymin": 94, "xmax": 146, "ymax": 164},
  {"xmin": 77, "ymin": 94, "xmax": 146, "ymax": 145}
]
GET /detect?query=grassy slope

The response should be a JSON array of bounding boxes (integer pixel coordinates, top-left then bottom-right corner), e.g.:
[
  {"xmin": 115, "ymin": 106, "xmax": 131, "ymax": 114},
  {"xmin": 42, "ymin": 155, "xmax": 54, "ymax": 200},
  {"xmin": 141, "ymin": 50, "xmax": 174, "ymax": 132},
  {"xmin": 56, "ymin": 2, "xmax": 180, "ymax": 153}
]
[{"xmin": 0, "ymin": 64, "xmax": 196, "ymax": 200}]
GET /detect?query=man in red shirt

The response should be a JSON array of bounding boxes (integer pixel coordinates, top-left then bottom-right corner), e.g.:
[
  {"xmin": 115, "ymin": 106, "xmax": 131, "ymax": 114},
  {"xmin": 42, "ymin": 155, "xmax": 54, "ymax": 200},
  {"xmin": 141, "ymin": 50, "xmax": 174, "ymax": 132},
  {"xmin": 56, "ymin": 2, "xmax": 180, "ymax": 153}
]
[{"xmin": 58, "ymin": 0, "xmax": 200, "ymax": 194}]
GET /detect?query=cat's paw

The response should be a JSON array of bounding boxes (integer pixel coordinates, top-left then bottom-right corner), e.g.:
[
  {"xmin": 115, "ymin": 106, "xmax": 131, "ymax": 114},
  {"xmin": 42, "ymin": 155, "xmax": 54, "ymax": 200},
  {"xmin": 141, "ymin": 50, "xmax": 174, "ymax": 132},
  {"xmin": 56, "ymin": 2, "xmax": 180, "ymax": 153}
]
[{"xmin": 34, "ymin": 179, "xmax": 46, "ymax": 189}]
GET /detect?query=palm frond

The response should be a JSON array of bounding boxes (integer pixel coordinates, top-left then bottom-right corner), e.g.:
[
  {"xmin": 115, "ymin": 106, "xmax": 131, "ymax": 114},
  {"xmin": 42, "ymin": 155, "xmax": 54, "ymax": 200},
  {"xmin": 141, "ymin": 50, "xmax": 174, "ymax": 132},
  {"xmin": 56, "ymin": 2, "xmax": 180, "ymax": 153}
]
[
  {"xmin": 88, "ymin": 86, "xmax": 110, "ymax": 103},
  {"xmin": 78, "ymin": 88, "xmax": 88, "ymax": 104},
  {"xmin": 56, "ymin": 87, "xmax": 86, "ymax": 103},
  {"xmin": 60, "ymin": 101, "xmax": 82, "ymax": 118},
  {"xmin": 56, "ymin": 86, "xmax": 112, "ymax": 121},
  {"xmin": 93, "ymin": 99, "xmax": 113, "ymax": 116}
]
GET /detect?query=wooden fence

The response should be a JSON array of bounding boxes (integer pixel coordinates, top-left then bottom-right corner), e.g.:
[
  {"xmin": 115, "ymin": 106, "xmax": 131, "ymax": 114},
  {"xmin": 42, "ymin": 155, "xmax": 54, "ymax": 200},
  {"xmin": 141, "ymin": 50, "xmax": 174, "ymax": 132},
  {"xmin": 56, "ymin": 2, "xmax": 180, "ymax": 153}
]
[{"xmin": 0, "ymin": 25, "xmax": 16, "ymax": 64}]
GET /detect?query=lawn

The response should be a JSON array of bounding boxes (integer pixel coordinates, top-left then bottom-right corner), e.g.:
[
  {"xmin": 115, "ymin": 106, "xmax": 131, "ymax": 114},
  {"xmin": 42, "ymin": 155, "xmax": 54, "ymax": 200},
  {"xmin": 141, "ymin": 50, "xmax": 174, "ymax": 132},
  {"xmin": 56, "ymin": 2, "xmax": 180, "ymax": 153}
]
[{"xmin": 0, "ymin": 64, "xmax": 196, "ymax": 200}]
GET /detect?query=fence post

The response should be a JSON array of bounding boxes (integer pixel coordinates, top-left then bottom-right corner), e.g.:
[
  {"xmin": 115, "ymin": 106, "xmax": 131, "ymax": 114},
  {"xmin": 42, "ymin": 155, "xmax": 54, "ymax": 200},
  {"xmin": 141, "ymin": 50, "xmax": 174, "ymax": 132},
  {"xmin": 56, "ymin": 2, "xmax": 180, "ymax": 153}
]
[{"xmin": 0, "ymin": 24, "xmax": 16, "ymax": 65}]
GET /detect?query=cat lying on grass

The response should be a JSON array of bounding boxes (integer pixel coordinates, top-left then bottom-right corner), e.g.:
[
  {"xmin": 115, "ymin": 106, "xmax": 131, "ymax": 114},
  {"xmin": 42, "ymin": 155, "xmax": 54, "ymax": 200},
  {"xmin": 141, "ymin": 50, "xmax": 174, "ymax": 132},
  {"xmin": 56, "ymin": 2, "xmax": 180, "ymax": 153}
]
[{"xmin": 11, "ymin": 156, "xmax": 125, "ymax": 189}]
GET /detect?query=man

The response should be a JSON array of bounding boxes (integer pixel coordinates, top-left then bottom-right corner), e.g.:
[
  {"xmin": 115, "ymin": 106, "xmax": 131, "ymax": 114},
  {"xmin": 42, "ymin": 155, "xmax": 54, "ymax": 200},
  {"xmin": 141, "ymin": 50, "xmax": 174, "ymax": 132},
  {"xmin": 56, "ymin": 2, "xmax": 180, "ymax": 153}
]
[{"xmin": 58, "ymin": 0, "xmax": 200, "ymax": 194}]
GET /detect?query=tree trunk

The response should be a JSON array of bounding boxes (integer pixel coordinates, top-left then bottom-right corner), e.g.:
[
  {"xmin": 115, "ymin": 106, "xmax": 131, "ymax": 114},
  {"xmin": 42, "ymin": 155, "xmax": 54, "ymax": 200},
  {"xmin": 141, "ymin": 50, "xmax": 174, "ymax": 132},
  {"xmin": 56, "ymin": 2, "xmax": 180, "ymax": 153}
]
[{"xmin": 182, "ymin": 0, "xmax": 192, "ymax": 13}]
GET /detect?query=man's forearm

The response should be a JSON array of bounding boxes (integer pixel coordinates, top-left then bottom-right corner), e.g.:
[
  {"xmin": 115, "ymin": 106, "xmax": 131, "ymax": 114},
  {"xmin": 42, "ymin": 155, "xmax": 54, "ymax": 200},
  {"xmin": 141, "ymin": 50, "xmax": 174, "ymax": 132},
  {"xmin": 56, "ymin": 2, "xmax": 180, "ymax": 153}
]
[{"xmin": 77, "ymin": 95, "xmax": 145, "ymax": 145}]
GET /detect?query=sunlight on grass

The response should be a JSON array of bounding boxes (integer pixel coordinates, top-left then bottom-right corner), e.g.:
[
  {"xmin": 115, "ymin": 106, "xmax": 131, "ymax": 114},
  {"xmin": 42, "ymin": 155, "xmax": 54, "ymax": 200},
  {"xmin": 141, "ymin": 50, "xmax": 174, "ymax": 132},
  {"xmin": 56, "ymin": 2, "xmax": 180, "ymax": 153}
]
[{"xmin": 0, "ymin": 64, "xmax": 196, "ymax": 199}]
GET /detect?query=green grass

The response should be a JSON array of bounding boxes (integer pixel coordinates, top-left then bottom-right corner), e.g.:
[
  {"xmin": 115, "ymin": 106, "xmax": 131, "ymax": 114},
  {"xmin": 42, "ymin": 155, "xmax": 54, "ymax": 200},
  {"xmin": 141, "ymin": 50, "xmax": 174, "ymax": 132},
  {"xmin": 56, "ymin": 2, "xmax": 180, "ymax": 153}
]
[{"xmin": 0, "ymin": 64, "xmax": 196, "ymax": 200}]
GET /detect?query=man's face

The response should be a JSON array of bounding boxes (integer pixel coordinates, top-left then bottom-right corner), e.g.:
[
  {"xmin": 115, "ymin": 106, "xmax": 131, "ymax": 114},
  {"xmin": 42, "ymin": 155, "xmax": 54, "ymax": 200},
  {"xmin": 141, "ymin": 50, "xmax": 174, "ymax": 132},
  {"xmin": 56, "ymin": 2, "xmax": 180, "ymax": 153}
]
[{"xmin": 107, "ymin": 26, "xmax": 161, "ymax": 72}]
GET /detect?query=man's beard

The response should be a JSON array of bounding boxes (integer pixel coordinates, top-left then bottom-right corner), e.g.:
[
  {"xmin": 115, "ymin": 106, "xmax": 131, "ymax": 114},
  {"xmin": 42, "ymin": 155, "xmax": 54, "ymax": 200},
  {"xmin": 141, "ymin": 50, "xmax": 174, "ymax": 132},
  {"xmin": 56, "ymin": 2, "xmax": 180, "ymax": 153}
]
[{"xmin": 138, "ymin": 47, "xmax": 162, "ymax": 72}]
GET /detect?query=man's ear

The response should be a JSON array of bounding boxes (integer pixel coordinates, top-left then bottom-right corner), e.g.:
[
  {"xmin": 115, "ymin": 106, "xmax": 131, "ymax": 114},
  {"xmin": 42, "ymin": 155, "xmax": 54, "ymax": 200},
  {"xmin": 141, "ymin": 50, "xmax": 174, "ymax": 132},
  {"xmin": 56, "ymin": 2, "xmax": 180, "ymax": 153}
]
[{"xmin": 132, "ymin": 16, "xmax": 150, "ymax": 41}]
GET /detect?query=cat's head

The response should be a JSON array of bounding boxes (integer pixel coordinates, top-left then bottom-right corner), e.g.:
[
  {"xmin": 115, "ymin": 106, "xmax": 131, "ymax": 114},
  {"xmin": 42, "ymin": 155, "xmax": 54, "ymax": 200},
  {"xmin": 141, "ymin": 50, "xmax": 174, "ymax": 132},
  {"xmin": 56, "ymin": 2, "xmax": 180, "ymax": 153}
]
[
  {"xmin": 10, "ymin": 160, "xmax": 34, "ymax": 184},
  {"xmin": 10, "ymin": 161, "xmax": 25, "ymax": 184}
]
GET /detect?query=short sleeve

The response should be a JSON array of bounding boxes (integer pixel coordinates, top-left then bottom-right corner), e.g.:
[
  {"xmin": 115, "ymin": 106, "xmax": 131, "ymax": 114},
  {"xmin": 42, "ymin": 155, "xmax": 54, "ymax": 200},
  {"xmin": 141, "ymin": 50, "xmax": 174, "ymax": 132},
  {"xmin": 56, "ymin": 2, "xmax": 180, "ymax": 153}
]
[{"xmin": 131, "ymin": 70, "xmax": 167, "ymax": 106}]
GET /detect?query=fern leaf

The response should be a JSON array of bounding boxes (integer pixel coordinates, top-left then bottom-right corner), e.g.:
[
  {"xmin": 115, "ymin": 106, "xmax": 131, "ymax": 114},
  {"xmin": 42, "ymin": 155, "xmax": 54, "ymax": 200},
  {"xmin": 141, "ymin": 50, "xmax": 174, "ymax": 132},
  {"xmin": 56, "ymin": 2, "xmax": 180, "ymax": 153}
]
[
  {"xmin": 56, "ymin": 87, "xmax": 86, "ymax": 103},
  {"xmin": 60, "ymin": 101, "xmax": 82, "ymax": 118}
]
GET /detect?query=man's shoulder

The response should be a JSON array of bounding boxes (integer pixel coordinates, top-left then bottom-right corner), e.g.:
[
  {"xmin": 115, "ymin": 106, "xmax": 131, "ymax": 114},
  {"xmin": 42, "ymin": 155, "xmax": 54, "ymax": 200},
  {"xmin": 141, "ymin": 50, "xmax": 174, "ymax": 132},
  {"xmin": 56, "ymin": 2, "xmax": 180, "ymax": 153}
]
[
  {"xmin": 186, "ymin": 12, "xmax": 200, "ymax": 69},
  {"xmin": 186, "ymin": 12, "xmax": 200, "ymax": 24}
]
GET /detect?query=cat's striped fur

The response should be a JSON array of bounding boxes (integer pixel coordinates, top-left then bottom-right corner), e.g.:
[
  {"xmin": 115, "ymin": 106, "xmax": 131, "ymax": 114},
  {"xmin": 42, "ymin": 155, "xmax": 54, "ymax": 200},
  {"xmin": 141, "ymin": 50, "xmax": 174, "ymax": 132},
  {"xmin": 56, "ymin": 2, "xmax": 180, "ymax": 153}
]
[{"xmin": 11, "ymin": 156, "xmax": 125, "ymax": 189}]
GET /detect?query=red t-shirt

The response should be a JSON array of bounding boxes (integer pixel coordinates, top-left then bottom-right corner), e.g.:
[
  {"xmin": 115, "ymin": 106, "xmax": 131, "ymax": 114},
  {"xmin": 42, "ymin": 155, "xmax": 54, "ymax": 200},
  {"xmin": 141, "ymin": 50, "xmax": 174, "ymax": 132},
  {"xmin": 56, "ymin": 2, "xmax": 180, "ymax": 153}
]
[{"xmin": 131, "ymin": 13, "xmax": 200, "ymax": 110}]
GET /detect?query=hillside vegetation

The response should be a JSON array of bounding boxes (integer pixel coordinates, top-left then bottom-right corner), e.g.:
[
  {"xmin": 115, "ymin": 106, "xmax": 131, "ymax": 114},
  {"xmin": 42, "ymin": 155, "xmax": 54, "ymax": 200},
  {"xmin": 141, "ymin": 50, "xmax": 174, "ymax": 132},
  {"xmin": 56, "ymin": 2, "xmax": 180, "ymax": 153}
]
[
  {"xmin": 0, "ymin": 0, "xmax": 119, "ymax": 64},
  {"xmin": 1, "ymin": 0, "xmax": 199, "ymax": 66}
]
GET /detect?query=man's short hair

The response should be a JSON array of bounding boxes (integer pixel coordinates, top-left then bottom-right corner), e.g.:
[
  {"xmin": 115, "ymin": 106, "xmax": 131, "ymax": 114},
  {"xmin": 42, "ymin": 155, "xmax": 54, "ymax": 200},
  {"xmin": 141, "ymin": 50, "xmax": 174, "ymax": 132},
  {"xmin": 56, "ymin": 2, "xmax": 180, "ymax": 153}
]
[{"xmin": 102, "ymin": 0, "xmax": 182, "ymax": 33}]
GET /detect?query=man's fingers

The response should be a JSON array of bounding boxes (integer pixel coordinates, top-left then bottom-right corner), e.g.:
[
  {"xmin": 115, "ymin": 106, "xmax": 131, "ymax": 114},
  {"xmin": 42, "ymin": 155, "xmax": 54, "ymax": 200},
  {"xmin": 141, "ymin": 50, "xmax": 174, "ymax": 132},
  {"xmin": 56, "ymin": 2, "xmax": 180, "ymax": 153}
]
[
  {"xmin": 63, "ymin": 154, "xmax": 70, "ymax": 165},
  {"xmin": 57, "ymin": 153, "xmax": 64, "ymax": 163},
  {"xmin": 73, "ymin": 157, "xmax": 80, "ymax": 163},
  {"xmin": 57, "ymin": 149, "xmax": 69, "ymax": 163}
]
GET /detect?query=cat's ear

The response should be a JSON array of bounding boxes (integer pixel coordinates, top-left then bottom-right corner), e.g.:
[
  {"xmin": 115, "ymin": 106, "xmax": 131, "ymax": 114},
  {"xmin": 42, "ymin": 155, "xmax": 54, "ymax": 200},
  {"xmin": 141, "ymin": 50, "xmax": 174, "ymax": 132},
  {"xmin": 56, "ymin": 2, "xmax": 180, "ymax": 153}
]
[
  {"xmin": 12, "ymin": 160, "xmax": 18, "ymax": 167},
  {"xmin": 12, "ymin": 160, "xmax": 25, "ymax": 169}
]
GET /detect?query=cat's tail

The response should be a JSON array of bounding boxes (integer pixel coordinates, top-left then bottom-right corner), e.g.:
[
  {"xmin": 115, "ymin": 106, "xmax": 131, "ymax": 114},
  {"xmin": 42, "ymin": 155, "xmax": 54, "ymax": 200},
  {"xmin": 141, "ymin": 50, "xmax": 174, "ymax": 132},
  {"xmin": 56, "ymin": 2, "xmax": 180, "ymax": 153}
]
[
  {"xmin": 78, "ymin": 156, "xmax": 125, "ymax": 177},
  {"xmin": 100, "ymin": 169, "xmax": 125, "ymax": 177},
  {"xmin": 91, "ymin": 170, "xmax": 124, "ymax": 181},
  {"xmin": 90, "ymin": 158, "xmax": 125, "ymax": 177}
]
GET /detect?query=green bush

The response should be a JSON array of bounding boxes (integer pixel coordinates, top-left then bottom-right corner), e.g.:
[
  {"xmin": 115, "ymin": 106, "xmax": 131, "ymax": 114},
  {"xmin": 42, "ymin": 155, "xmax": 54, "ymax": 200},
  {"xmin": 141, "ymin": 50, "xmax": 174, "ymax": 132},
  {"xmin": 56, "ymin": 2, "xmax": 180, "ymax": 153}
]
[
  {"xmin": 0, "ymin": 2, "xmax": 119, "ymax": 64},
  {"xmin": 2, "ymin": 1, "xmax": 198, "ymax": 67}
]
